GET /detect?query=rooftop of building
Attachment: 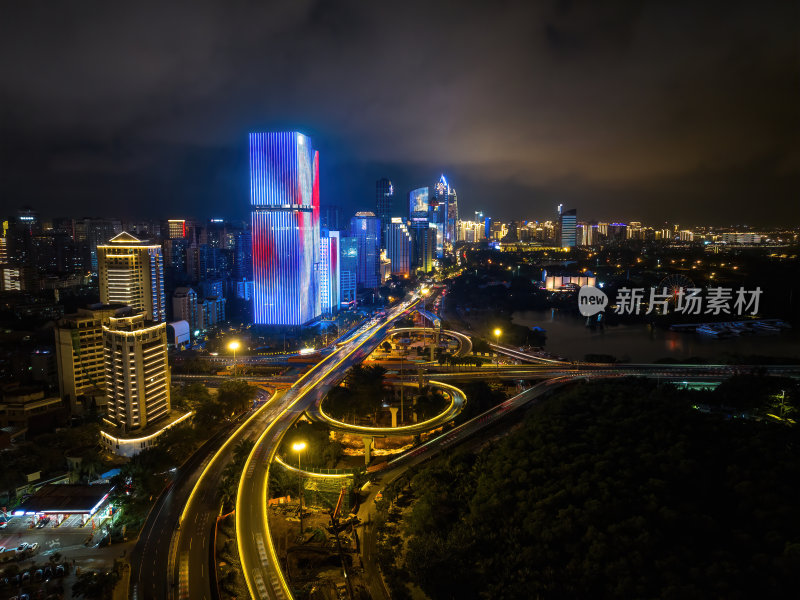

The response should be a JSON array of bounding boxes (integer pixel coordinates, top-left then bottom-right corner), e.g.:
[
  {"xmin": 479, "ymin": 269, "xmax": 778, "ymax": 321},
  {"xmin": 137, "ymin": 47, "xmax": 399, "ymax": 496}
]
[
  {"xmin": 98, "ymin": 231, "xmax": 158, "ymax": 247},
  {"xmin": 15, "ymin": 483, "xmax": 113, "ymax": 515},
  {"xmin": 0, "ymin": 384, "xmax": 58, "ymax": 403}
]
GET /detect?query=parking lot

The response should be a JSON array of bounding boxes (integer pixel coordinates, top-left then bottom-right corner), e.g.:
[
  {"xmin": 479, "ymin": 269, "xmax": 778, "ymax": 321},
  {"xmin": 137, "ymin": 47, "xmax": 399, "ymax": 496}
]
[{"xmin": 0, "ymin": 515, "xmax": 107, "ymax": 563}]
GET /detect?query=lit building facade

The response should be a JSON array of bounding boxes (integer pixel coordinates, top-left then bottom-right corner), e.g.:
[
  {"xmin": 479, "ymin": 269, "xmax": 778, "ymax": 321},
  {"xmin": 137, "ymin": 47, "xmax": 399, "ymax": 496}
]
[
  {"xmin": 54, "ymin": 304, "xmax": 131, "ymax": 415},
  {"xmin": 172, "ymin": 287, "xmax": 199, "ymax": 333},
  {"xmin": 167, "ymin": 220, "xmax": 186, "ymax": 239},
  {"xmin": 433, "ymin": 175, "xmax": 458, "ymax": 245},
  {"xmin": 559, "ymin": 209, "xmax": 577, "ymax": 248},
  {"xmin": 97, "ymin": 232, "xmax": 166, "ymax": 322},
  {"xmin": 103, "ymin": 313, "xmax": 170, "ymax": 433},
  {"xmin": 319, "ymin": 229, "xmax": 340, "ymax": 314},
  {"xmin": 350, "ymin": 212, "xmax": 380, "ymax": 289},
  {"xmin": 375, "ymin": 178, "xmax": 394, "ymax": 250},
  {"xmin": 249, "ymin": 131, "xmax": 320, "ymax": 325},
  {"xmin": 339, "ymin": 236, "xmax": 357, "ymax": 305},
  {"xmin": 386, "ymin": 218, "xmax": 411, "ymax": 276},
  {"xmin": 410, "ymin": 221, "xmax": 436, "ymax": 273}
]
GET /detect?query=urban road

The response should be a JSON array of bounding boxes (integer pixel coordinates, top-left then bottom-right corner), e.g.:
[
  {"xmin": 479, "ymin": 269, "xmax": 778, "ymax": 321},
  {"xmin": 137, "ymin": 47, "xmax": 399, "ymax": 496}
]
[
  {"xmin": 235, "ymin": 295, "xmax": 423, "ymax": 600},
  {"xmin": 130, "ymin": 388, "xmax": 276, "ymax": 600}
]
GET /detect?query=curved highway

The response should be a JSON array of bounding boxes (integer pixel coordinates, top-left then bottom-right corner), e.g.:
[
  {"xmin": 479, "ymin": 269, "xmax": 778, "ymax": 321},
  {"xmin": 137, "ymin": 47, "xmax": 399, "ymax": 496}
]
[
  {"xmin": 130, "ymin": 389, "xmax": 272, "ymax": 600},
  {"xmin": 309, "ymin": 380, "xmax": 466, "ymax": 436},
  {"xmin": 235, "ymin": 295, "xmax": 423, "ymax": 600},
  {"xmin": 389, "ymin": 327, "xmax": 473, "ymax": 357}
]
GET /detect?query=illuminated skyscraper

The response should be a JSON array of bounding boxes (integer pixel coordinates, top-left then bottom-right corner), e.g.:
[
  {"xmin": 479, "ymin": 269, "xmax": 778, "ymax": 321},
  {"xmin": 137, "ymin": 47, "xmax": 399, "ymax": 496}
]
[
  {"xmin": 339, "ymin": 236, "xmax": 357, "ymax": 306},
  {"xmin": 433, "ymin": 174, "xmax": 458, "ymax": 247},
  {"xmin": 249, "ymin": 132, "xmax": 321, "ymax": 325},
  {"xmin": 375, "ymin": 178, "xmax": 394, "ymax": 250},
  {"xmin": 350, "ymin": 212, "xmax": 380, "ymax": 289},
  {"xmin": 386, "ymin": 218, "xmax": 411, "ymax": 276},
  {"xmin": 408, "ymin": 187, "xmax": 431, "ymax": 270},
  {"xmin": 97, "ymin": 232, "xmax": 166, "ymax": 322},
  {"xmin": 409, "ymin": 187, "xmax": 430, "ymax": 221},
  {"xmin": 409, "ymin": 221, "xmax": 436, "ymax": 273},
  {"xmin": 167, "ymin": 220, "xmax": 186, "ymax": 239},
  {"xmin": 103, "ymin": 313, "xmax": 170, "ymax": 432},
  {"xmin": 559, "ymin": 209, "xmax": 577, "ymax": 248},
  {"xmin": 54, "ymin": 304, "xmax": 131, "ymax": 416},
  {"xmin": 319, "ymin": 229, "xmax": 340, "ymax": 315}
]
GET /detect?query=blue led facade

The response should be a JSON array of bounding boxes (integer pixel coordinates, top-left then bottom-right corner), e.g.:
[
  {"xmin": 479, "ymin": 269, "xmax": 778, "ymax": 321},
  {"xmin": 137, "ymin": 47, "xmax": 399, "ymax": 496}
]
[
  {"xmin": 350, "ymin": 212, "xmax": 380, "ymax": 289},
  {"xmin": 339, "ymin": 236, "xmax": 357, "ymax": 305},
  {"xmin": 249, "ymin": 132, "xmax": 321, "ymax": 325},
  {"xmin": 319, "ymin": 229, "xmax": 340, "ymax": 315}
]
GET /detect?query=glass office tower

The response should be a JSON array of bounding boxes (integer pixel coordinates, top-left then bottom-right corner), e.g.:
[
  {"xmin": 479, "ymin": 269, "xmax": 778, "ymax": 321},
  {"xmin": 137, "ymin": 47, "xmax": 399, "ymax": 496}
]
[{"xmin": 350, "ymin": 212, "xmax": 380, "ymax": 289}]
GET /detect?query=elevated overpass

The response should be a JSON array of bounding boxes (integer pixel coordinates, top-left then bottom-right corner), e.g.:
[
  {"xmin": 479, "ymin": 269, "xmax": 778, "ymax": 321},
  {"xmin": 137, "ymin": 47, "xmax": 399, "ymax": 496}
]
[{"xmin": 235, "ymin": 294, "xmax": 424, "ymax": 600}]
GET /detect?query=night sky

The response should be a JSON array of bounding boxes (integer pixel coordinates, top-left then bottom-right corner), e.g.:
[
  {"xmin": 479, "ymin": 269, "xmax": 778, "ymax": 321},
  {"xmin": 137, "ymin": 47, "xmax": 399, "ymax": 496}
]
[{"xmin": 1, "ymin": 1, "xmax": 797, "ymax": 226}]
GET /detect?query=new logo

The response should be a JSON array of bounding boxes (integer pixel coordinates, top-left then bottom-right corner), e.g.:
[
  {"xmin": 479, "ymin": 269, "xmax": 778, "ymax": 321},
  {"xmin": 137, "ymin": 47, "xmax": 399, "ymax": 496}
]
[{"xmin": 578, "ymin": 285, "xmax": 608, "ymax": 317}]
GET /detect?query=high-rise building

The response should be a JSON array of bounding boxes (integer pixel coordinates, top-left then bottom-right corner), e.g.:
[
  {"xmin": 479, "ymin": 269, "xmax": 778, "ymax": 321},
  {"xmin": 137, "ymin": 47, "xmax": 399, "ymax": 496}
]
[
  {"xmin": 319, "ymin": 229, "xmax": 340, "ymax": 315},
  {"xmin": 173, "ymin": 287, "xmax": 199, "ymax": 333},
  {"xmin": 199, "ymin": 296, "xmax": 226, "ymax": 329},
  {"xmin": 607, "ymin": 223, "xmax": 628, "ymax": 241},
  {"xmin": 375, "ymin": 178, "xmax": 394, "ymax": 250},
  {"xmin": 102, "ymin": 313, "xmax": 170, "ymax": 432},
  {"xmin": 410, "ymin": 222, "xmax": 436, "ymax": 273},
  {"xmin": 54, "ymin": 304, "xmax": 131, "ymax": 415},
  {"xmin": 433, "ymin": 175, "xmax": 458, "ymax": 245},
  {"xmin": 162, "ymin": 237, "xmax": 188, "ymax": 290},
  {"xmin": 249, "ymin": 131, "xmax": 320, "ymax": 325},
  {"xmin": 167, "ymin": 220, "xmax": 187, "ymax": 239},
  {"xmin": 350, "ymin": 212, "xmax": 380, "ymax": 289},
  {"xmin": 409, "ymin": 187, "xmax": 430, "ymax": 221},
  {"xmin": 386, "ymin": 218, "xmax": 411, "ymax": 276},
  {"xmin": 408, "ymin": 187, "xmax": 432, "ymax": 270},
  {"xmin": 339, "ymin": 236, "xmax": 357, "ymax": 306},
  {"xmin": 97, "ymin": 232, "xmax": 166, "ymax": 322},
  {"xmin": 559, "ymin": 209, "xmax": 577, "ymax": 248}
]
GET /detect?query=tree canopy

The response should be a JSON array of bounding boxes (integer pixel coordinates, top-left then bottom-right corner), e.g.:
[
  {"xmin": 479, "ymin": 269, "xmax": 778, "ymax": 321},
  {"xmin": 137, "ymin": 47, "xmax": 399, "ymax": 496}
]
[{"xmin": 399, "ymin": 378, "xmax": 800, "ymax": 599}]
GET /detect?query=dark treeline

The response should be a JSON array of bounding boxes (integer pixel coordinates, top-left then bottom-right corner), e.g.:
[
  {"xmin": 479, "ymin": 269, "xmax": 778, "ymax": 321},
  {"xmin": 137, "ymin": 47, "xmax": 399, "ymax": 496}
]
[{"xmin": 396, "ymin": 378, "xmax": 800, "ymax": 599}]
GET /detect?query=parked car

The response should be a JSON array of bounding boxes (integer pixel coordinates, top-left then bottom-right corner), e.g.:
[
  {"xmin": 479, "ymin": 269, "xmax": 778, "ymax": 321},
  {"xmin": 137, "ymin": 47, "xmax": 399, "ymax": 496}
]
[
  {"xmin": 55, "ymin": 565, "xmax": 65, "ymax": 577},
  {"xmin": 27, "ymin": 542, "xmax": 39, "ymax": 553},
  {"xmin": 33, "ymin": 569, "xmax": 43, "ymax": 581},
  {"xmin": 16, "ymin": 542, "xmax": 28, "ymax": 553}
]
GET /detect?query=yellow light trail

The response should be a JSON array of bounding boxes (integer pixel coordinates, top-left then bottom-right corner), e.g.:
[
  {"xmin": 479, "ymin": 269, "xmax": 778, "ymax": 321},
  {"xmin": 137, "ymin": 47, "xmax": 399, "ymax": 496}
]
[{"xmin": 237, "ymin": 297, "xmax": 421, "ymax": 600}]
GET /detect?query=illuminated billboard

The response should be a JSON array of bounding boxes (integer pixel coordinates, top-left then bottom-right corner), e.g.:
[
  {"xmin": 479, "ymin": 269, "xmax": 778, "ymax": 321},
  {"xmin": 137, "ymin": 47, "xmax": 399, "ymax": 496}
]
[{"xmin": 409, "ymin": 187, "xmax": 429, "ymax": 219}]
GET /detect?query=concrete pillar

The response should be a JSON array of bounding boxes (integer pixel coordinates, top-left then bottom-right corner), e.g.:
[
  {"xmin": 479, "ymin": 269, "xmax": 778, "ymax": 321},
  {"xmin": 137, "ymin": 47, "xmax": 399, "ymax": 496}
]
[
  {"xmin": 362, "ymin": 436, "xmax": 374, "ymax": 465},
  {"xmin": 389, "ymin": 407, "xmax": 399, "ymax": 428}
]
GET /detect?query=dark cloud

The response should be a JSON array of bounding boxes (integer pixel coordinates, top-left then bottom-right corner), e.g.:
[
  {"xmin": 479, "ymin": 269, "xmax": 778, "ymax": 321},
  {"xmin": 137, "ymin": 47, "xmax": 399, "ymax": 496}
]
[{"xmin": 0, "ymin": 0, "xmax": 797, "ymax": 225}]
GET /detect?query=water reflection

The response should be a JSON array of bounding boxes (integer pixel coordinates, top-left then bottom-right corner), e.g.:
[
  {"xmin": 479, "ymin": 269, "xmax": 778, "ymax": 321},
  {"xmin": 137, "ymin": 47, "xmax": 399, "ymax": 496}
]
[{"xmin": 513, "ymin": 310, "xmax": 800, "ymax": 363}]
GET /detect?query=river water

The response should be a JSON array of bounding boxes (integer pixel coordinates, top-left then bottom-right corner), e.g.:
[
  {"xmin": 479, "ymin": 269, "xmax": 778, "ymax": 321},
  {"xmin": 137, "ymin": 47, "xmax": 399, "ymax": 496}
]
[{"xmin": 512, "ymin": 310, "xmax": 800, "ymax": 363}]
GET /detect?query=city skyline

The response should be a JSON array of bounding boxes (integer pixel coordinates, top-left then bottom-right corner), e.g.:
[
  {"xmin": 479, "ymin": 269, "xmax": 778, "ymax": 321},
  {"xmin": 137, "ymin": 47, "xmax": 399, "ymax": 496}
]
[{"xmin": 0, "ymin": 2, "xmax": 797, "ymax": 225}]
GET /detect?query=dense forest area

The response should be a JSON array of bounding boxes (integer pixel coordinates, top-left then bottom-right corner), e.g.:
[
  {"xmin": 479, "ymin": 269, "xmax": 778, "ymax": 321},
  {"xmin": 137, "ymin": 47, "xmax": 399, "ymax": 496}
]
[{"xmin": 390, "ymin": 378, "xmax": 800, "ymax": 599}]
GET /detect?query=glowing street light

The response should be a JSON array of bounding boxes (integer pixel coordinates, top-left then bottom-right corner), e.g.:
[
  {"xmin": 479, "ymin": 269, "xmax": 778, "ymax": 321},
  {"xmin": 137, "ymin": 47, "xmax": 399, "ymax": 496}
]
[
  {"xmin": 292, "ymin": 441, "xmax": 307, "ymax": 535},
  {"xmin": 228, "ymin": 341, "xmax": 240, "ymax": 377},
  {"xmin": 493, "ymin": 328, "xmax": 502, "ymax": 366}
]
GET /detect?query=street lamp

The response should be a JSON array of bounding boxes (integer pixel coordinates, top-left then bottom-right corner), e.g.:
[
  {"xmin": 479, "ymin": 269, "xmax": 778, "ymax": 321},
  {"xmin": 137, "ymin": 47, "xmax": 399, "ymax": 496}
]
[
  {"xmin": 493, "ymin": 328, "xmax": 502, "ymax": 366},
  {"xmin": 228, "ymin": 341, "xmax": 240, "ymax": 377},
  {"xmin": 292, "ymin": 441, "xmax": 306, "ymax": 535}
]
